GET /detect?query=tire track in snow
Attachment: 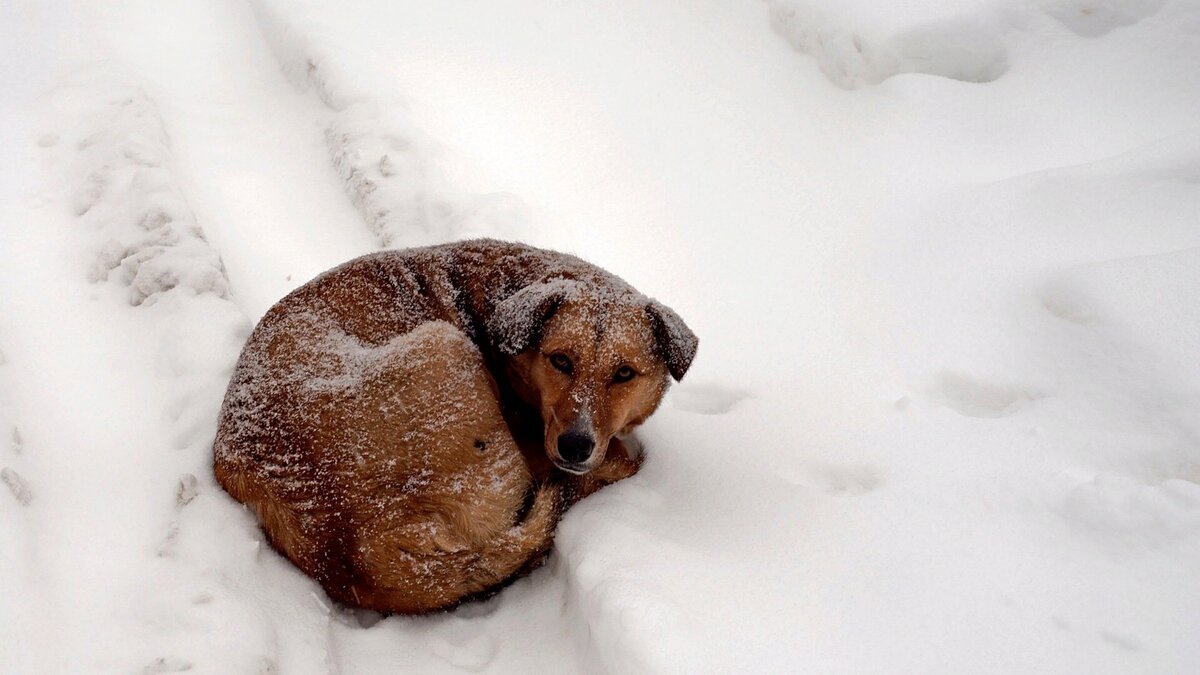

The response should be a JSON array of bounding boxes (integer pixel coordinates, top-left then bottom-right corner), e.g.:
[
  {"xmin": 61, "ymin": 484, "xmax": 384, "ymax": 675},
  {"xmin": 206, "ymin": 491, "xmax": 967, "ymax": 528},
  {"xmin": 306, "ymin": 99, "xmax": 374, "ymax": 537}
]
[
  {"xmin": 0, "ymin": 6, "xmax": 70, "ymax": 669},
  {"xmin": 57, "ymin": 0, "xmax": 408, "ymax": 668},
  {"xmin": 88, "ymin": 0, "xmax": 379, "ymax": 320},
  {"xmin": 33, "ymin": 61, "xmax": 291, "ymax": 673},
  {"xmin": 0, "ymin": 332, "xmax": 41, "ymax": 673},
  {"xmin": 62, "ymin": 0, "xmax": 533, "ymax": 669},
  {"xmin": 65, "ymin": 0, "xmax": 538, "ymax": 670},
  {"xmin": 249, "ymin": 0, "xmax": 532, "ymax": 249}
]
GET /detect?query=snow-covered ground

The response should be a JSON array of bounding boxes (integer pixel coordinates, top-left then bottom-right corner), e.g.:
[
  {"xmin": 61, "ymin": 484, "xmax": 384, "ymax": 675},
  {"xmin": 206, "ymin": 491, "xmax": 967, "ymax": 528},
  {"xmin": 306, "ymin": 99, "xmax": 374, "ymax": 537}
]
[{"xmin": 2, "ymin": 0, "xmax": 1199, "ymax": 672}]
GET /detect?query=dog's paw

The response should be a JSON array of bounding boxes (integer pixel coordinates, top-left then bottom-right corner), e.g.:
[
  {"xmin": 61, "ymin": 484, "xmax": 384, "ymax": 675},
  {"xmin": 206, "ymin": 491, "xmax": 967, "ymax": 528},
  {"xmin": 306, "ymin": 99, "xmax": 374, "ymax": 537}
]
[{"xmin": 614, "ymin": 434, "xmax": 644, "ymax": 462}]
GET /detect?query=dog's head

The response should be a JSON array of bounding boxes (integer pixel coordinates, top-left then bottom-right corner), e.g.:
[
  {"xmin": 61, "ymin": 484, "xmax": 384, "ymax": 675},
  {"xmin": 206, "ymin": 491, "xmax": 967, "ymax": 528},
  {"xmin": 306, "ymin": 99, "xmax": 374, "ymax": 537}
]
[{"xmin": 489, "ymin": 279, "xmax": 697, "ymax": 474}]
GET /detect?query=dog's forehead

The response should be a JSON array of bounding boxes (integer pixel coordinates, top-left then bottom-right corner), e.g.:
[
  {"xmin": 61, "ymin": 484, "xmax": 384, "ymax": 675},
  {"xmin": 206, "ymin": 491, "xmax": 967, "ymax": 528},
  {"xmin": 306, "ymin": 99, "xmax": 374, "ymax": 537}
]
[{"xmin": 546, "ymin": 293, "xmax": 655, "ymax": 354}]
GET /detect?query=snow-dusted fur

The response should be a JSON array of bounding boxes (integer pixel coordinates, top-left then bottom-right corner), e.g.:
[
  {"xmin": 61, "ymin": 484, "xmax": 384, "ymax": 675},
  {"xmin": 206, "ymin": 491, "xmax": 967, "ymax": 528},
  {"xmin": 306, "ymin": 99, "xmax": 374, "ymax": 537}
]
[{"xmin": 213, "ymin": 239, "xmax": 697, "ymax": 613}]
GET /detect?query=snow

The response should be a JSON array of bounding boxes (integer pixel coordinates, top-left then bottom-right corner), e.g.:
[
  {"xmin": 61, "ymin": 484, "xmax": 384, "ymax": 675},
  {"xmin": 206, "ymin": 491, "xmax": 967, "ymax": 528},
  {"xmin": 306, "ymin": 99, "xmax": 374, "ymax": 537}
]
[{"xmin": 2, "ymin": 0, "xmax": 1199, "ymax": 672}]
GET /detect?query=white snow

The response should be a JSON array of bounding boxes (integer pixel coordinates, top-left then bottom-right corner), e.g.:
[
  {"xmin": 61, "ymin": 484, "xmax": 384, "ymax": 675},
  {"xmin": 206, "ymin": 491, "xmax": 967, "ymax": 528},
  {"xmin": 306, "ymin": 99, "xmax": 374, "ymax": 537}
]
[{"xmin": 2, "ymin": 0, "xmax": 1199, "ymax": 672}]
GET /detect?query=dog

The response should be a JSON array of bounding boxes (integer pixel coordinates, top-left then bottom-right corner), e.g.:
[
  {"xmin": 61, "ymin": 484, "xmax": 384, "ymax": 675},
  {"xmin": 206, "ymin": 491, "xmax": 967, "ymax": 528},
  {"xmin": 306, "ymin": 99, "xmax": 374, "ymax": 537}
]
[{"xmin": 213, "ymin": 239, "xmax": 697, "ymax": 614}]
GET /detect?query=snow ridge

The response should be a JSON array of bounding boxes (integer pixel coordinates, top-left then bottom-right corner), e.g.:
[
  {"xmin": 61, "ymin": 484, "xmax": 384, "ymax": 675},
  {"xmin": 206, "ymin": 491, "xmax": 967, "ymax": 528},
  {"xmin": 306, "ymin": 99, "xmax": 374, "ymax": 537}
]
[
  {"xmin": 766, "ymin": 0, "xmax": 1011, "ymax": 88},
  {"xmin": 765, "ymin": 0, "xmax": 1177, "ymax": 89},
  {"xmin": 36, "ymin": 63, "xmax": 344, "ymax": 673},
  {"xmin": 0, "ymin": 335, "xmax": 35, "ymax": 672},
  {"xmin": 50, "ymin": 66, "xmax": 232, "ymax": 306}
]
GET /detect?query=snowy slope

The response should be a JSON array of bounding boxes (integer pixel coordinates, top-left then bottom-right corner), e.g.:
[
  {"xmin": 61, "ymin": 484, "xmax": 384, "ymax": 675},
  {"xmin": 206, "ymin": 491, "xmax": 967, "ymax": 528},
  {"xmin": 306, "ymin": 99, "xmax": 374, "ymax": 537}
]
[{"xmin": 2, "ymin": 0, "xmax": 1199, "ymax": 673}]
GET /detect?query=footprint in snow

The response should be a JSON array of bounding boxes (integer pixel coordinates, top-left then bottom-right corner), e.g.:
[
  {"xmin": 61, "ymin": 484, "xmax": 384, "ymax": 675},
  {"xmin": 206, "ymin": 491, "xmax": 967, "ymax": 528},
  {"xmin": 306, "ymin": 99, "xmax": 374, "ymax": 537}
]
[
  {"xmin": 1099, "ymin": 628, "xmax": 1144, "ymax": 652},
  {"xmin": 669, "ymin": 383, "xmax": 748, "ymax": 415},
  {"xmin": 428, "ymin": 618, "xmax": 499, "ymax": 672},
  {"xmin": 176, "ymin": 474, "xmax": 198, "ymax": 508},
  {"xmin": 1043, "ymin": 0, "xmax": 1167, "ymax": 38},
  {"xmin": 1040, "ymin": 281, "xmax": 1099, "ymax": 326},
  {"xmin": 784, "ymin": 463, "xmax": 885, "ymax": 496},
  {"xmin": 926, "ymin": 370, "xmax": 1043, "ymax": 419},
  {"xmin": 142, "ymin": 657, "xmax": 192, "ymax": 674},
  {"xmin": 2, "ymin": 467, "xmax": 32, "ymax": 506}
]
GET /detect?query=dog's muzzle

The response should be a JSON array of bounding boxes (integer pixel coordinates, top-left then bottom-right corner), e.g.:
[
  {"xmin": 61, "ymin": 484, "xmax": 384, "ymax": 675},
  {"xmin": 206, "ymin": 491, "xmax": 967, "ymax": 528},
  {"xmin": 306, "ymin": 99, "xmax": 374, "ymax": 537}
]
[{"xmin": 556, "ymin": 429, "xmax": 595, "ymax": 469}]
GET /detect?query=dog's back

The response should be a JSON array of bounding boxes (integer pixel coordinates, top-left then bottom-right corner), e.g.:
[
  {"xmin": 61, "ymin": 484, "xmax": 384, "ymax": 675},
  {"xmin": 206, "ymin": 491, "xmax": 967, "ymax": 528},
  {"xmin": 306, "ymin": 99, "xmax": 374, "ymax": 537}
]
[{"xmin": 213, "ymin": 251, "xmax": 560, "ymax": 613}]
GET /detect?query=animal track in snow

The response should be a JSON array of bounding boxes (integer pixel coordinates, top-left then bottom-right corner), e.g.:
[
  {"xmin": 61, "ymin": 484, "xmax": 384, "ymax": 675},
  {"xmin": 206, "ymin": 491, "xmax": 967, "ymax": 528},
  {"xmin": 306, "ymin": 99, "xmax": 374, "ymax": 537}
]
[
  {"xmin": 1042, "ymin": 0, "xmax": 1167, "ymax": 37},
  {"xmin": 669, "ymin": 383, "xmax": 749, "ymax": 415},
  {"xmin": 927, "ymin": 371, "xmax": 1043, "ymax": 418},
  {"xmin": 176, "ymin": 474, "xmax": 199, "ymax": 508},
  {"xmin": 1098, "ymin": 628, "xmax": 1144, "ymax": 652},
  {"xmin": 141, "ymin": 656, "xmax": 193, "ymax": 674},
  {"xmin": 1, "ymin": 467, "xmax": 32, "ymax": 506},
  {"xmin": 786, "ymin": 463, "xmax": 885, "ymax": 496},
  {"xmin": 1040, "ymin": 280, "xmax": 1100, "ymax": 326},
  {"xmin": 428, "ymin": 618, "xmax": 499, "ymax": 671}
]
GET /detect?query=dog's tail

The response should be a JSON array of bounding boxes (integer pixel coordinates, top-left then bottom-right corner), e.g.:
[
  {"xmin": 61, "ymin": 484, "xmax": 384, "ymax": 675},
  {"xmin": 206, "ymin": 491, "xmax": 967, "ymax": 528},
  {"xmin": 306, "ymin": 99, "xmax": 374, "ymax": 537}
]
[{"xmin": 348, "ymin": 480, "xmax": 563, "ymax": 614}]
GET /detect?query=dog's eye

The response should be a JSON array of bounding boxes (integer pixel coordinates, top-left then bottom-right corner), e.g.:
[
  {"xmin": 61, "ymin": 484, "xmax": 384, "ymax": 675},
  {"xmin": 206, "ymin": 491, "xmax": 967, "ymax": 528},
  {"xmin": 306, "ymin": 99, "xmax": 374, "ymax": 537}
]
[
  {"xmin": 613, "ymin": 365, "xmax": 636, "ymax": 383},
  {"xmin": 548, "ymin": 353, "xmax": 573, "ymax": 374}
]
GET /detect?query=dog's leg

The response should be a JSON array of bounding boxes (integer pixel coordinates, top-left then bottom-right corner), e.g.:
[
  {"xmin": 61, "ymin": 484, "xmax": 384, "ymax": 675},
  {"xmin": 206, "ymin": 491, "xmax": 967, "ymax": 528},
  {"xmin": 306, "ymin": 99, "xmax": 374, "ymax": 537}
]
[
  {"xmin": 337, "ymin": 322, "xmax": 571, "ymax": 613},
  {"xmin": 350, "ymin": 480, "xmax": 562, "ymax": 614}
]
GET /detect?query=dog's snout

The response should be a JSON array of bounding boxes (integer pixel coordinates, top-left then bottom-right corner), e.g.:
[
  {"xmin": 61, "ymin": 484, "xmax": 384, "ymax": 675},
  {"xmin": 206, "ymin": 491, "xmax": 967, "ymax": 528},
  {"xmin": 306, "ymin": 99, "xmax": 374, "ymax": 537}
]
[{"xmin": 557, "ymin": 430, "xmax": 595, "ymax": 465}]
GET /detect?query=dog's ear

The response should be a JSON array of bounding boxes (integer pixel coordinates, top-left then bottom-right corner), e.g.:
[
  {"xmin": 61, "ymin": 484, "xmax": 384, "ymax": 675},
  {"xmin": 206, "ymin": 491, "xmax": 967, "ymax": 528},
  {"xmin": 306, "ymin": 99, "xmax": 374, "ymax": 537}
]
[
  {"xmin": 646, "ymin": 301, "xmax": 698, "ymax": 381},
  {"xmin": 489, "ymin": 280, "xmax": 577, "ymax": 355}
]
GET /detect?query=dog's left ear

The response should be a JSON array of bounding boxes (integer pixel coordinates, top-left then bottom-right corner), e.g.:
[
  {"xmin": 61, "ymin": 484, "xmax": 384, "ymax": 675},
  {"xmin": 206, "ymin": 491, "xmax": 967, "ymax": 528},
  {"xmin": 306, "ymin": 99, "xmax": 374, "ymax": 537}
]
[
  {"xmin": 646, "ymin": 301, "xmax": 698, "ymax": 381},
  {"xmin": 489, "ymin": 279, "xmax": 577, "ymax": 355}
]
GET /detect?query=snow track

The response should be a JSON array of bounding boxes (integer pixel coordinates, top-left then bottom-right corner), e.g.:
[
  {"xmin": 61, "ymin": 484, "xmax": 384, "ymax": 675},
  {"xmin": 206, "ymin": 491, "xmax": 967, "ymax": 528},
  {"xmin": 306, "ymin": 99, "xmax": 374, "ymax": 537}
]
[
  {"xmin": 89, "ymin": 0, "xmax": 379, "ymax": 319},
  {"xmin": 25, "ymin": 57, "xmax": 337, "ymax": 673},
  {"xmin": 2, "ymin": 1, "xmax": 374, "ymax": 671},
  {"xmin": 250, "ymin": 0, "xmax": 532, "ymax": 249}
]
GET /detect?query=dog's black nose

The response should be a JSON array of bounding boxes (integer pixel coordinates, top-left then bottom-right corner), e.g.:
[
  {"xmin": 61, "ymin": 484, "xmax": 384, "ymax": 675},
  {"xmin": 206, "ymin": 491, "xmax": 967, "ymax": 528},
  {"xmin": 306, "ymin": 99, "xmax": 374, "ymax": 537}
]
[{"xmin": 557, "ymin": 430, "xmax": 595, "ymax": 464}]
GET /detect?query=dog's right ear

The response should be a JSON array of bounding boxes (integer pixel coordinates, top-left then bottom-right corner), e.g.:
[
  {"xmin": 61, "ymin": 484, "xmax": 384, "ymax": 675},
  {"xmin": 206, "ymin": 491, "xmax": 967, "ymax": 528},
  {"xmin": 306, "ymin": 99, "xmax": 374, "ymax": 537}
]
[
  {"xmin": 488, "ymin": 279, "xmax": 577, "ymax": 355},
  {"xmin": 646, "ymin": 300, "xmax": 698, "ymax": 381}
]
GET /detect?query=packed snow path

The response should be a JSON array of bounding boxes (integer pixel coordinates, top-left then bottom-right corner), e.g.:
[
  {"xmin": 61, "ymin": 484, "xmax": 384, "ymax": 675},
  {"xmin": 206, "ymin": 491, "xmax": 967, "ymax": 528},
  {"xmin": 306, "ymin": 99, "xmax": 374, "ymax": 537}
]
[{"xmin": 2, "ymin": 0, "xmax": 1199, "ymax": 673}]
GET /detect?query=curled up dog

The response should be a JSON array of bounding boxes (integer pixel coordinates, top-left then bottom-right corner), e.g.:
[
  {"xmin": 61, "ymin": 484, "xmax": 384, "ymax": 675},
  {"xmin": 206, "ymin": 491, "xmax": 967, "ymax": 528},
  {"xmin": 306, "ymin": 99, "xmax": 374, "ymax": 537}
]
[{"xmin": 213, "ymin": 239, "xmax": 697, "ymax": 614}]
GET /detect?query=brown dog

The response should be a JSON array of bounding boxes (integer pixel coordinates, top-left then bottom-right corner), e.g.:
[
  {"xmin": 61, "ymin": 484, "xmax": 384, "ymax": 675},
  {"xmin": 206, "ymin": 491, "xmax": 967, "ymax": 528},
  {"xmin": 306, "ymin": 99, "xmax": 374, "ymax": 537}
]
[{"xmin": 213, "ymin": 239, "xmax": 697, "ymax": 614}]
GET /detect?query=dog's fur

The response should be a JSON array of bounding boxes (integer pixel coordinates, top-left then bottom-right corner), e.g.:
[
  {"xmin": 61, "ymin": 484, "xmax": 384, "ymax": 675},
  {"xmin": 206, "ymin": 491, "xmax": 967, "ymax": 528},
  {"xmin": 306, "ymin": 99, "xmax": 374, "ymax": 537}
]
[{"xmin": 213, "ymin": 239, "xmax": 697, "ymax": 614}]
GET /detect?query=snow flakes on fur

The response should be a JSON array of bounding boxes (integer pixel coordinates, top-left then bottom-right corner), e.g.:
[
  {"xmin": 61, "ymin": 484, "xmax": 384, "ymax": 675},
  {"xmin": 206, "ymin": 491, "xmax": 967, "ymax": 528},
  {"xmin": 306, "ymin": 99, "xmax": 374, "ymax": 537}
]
[{"xmin": 488, "ymin": 279, "xmax": 582, "ymax": 356}]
